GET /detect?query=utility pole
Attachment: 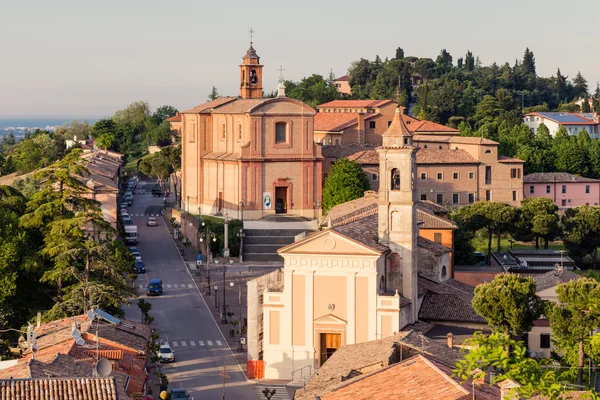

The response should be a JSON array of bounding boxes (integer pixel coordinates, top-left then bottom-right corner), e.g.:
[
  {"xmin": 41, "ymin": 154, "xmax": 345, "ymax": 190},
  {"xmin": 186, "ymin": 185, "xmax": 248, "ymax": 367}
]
[{"xmin": 220, "ymin": 361, "xmax": 229, "ymax": 400}]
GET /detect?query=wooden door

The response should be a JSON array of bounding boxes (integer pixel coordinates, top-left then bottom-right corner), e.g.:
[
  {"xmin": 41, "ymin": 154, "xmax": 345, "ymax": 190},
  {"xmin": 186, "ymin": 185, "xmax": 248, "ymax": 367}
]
[{"xmin": 319, "ymin": 333, "xmax": 341, "ymax": 366}]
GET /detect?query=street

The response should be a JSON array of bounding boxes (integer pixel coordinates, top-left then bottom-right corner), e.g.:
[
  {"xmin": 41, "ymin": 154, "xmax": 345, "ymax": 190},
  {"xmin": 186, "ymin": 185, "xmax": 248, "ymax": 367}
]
[{"xmin": 123, "ymin": 179, "xmax": 257, "ymax": 400}]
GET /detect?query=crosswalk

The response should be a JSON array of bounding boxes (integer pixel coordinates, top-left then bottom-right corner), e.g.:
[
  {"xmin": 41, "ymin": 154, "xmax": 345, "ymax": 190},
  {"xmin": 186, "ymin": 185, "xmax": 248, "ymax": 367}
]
[
  {"xmin": 254, "ymin": 385, "xmax": 291, "ymax": 400},
  {"xmin": 138, "ymin": 283, "xmax": 194, "ymax": 290},
  {"xmin": 167, "ymin": 340, "xmax": 226, "ymax": 348},
  {"xmin": 129, "ymin": 213, "xmax": 161, "ymax": 217}
]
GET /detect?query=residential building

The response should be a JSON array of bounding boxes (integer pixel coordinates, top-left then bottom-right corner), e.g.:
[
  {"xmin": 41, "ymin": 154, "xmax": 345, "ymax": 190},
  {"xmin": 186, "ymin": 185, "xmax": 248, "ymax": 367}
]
[
  {"xmin": 524, "ymin": 172, "xmax": 600, "ymax": 208},
  {"xmin": 332, "ymin": 75, "xmax": 352, "ymax": 96},
  {"xmin": 249, "ymin": 108, "xmax": 485, "ymax": 380},
  {"xmin": 523, "ymin": 112, "xmax": 600, "ymax": 138},
  {"xmin": 82, "ymin": 151, "xmax": 123, "ymax": 228},
  {"xmin": 0, "ymin": 377, "xmax": 119, "ymax": 400},
  {"xmin": 314, "ymin": 100, "xmax": 457, "ymax": 146},
  {"xmin": 529, "ymin": 270, "xmax": 581, "ymax": 359},
  {"xmin": 180, "ymin": 43, "xmax": 322, "ymax": 220},
  {"xmin": 322, "ymin": 135, "xmax": 524, "ymax": 207},
  {"xmin": 166, "ymin": 111, "xmax": 183, "ymax": 136}
]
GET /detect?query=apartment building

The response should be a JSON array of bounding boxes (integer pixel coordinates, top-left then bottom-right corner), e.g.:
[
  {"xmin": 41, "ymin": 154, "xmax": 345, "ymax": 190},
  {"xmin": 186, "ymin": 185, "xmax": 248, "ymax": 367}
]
[
  {"xmin": 523, "ymin": 112, "xmax": 600, "ymax": 138},
  {"xmin": 523, "ymin": 172, "xmax": 600, "ymax": 208}
]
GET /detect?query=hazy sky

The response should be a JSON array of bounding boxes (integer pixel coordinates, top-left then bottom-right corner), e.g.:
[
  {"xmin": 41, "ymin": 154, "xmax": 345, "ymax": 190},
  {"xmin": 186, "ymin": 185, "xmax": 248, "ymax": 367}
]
[{"xmin": 2, "ymin": 0, "xmax": 599, "ymax": 118}]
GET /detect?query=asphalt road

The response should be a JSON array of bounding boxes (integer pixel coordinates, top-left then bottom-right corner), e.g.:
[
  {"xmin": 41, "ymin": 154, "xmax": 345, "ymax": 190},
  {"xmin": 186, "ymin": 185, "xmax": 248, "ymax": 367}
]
[{"xmin": 122, "ymin": 179, "xmax": 256, "ymax": 400}]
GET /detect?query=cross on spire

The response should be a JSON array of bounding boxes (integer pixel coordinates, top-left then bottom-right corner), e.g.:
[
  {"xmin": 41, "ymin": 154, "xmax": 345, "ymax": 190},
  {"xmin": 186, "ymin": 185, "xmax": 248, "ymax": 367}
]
[
  {"xmin": 248, "ymin": 27, "xmax": 255, "ymax": 44},
  {"xmin": 277, "ymin": 65, "xmax": 286, "ymax": 81}
]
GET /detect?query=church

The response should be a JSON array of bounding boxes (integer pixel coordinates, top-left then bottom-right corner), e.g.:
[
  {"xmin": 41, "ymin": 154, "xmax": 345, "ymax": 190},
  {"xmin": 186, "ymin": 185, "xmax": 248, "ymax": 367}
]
[
  {"xmin": 251, "ymin": 108, "xmax": 484, "ymax": 380},
  {"xmin": 180, "ymin": 43, "xmax": 322, "ymax": 220}
]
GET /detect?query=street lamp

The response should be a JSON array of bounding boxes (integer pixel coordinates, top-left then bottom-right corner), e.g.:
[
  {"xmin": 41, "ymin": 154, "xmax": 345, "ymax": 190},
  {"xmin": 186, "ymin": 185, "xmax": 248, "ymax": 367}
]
[
  {"xmin": 237, "ymin": 228, "xmax": 245, "ymax": 263},
  {"xmin": 214, "ymin": 285, "xmax": 219, "ymax": 309},
  {"xmin": 314, "ymin": 199, "xmax": 322, "ymax": 218},
  {"xmin": 239, "ymin": 199, "xmax": 246, "ymax": 221},
  {"xmin": 220, "ymin": 258, "xmax": 234, "ymax": 324},
  {"xmin": 200, "ymin": 223, "xmax": 217, "ymax": 295}
]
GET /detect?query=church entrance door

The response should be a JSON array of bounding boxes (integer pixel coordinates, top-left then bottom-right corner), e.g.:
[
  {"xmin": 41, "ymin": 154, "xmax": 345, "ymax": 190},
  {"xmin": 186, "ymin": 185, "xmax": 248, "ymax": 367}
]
[
  {"xmin": 319, "ymin": 333, "xmax": 341, "ymax": 366},
  {"xmin": 275, "ymin": 187, "xmax": 287, "ymax": 214}
]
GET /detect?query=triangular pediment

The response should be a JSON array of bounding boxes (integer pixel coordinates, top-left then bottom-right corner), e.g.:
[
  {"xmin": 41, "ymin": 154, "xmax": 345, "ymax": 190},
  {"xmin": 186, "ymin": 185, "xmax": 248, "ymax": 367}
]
[
  {"xmin": 277, "ymin": 230, "xmax": 380, "ymax": 256},
  {"xmin": 314, "ymin": 314, "xmax": 347, "ymax": 325}
]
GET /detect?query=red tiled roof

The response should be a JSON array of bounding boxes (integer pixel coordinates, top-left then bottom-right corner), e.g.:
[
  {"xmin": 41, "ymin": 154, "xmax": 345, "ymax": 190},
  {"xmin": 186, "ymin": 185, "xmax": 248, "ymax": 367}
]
[
  {"xmin": 410, "ymin": 120, "xmax": 459, "ymax": 133},
  {"xmin": 524, "ymin": 172, "xmax": 600, "ymax": 183},
  {"xmin": 166, "ymin": 114, "xmax": 182, "ymax": 122},
  {"xmin": 416, "ymin": 149, "xmax": 479, "ymax": 164},
  {"xmin": 497, "ymin": 155, "xmax": 524, "ymax": 163},
  {"xmin": 314, "ymin": 112, "xmax": 376, "ymax": 132},
  {"xmin": 321, "ymin": 355, "xmax": 471, "ymax": 400},
  {"xmin": 0, "ymin": 377, "xmax": 119, "ymax": 400},
  {"xmin": 318, "ymin": 100, "xmax": 393, "ymax": 108},
  {"xmin": 182, "ymin": 97, "xmax": 238, "ymax": 114},
  {"xmin": 346, "ymin": 149, "xmax": 379, "ymax": 164},
  {"xmin": 413, "ymin": 135, "xmax": 498, "ymax": 145},
  {"xmin": 333, "ymin": 75, "xmax": 351, "ymax": 82}
]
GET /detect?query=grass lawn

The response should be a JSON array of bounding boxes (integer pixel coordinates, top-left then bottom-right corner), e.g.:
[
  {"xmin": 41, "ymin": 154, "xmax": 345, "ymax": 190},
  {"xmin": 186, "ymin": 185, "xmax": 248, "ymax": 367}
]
[
  {"xmin": 124, "ymin": 152, "xmax": 150, "ymax": 174},
  {"xmin": 186, "ymin": 214, "xmax": 226, "ymax": 225},
  {"xmin": 471, "ymin": 234, "xmax": 565, "ymax": 253}
]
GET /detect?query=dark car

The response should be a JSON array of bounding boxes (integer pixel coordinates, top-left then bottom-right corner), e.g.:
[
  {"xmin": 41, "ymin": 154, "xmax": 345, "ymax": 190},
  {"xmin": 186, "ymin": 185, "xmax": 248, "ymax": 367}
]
[
  {"xmin": 122, "ymin": 216, "xmax": 133, "ymax": 225},
  {"xmin": 151, "ymin": 187, "xmax": 162, "ymax": 196},
  {"xmin": 134, "ymin": 260, "xmax": 145, "ymax": 274},
  {"xmin": 170, "ymin": 389, "xmax": 189, "ymax": 399},
  {"xmin": 147, "ymin": 279, "xmax": 163, "ymax": 296}
]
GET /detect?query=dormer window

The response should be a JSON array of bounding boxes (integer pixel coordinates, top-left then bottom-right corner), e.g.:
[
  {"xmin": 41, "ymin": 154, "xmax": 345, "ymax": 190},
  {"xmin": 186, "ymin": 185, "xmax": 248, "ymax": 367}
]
[{"xmin": 391, "ymin": 168, "xmax": 401, "ymax": 190}]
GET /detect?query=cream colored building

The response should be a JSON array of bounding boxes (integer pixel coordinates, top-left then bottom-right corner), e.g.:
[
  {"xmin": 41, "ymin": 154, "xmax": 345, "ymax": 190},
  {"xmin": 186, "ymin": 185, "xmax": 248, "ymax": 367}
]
[
  {"xmin": 180, "ymin": 44, "xmax": 322, "ymax": 220},
  {"xmin": 252, "ymin": 108, "xmax": 483, "ymax": 380}
]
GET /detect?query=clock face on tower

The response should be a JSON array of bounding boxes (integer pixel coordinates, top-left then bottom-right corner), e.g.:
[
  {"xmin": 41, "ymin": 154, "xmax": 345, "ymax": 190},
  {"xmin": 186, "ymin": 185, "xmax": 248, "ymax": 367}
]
[{"xmin": 250, "ymin": 70, "xmax": 257, "ymax": 84}]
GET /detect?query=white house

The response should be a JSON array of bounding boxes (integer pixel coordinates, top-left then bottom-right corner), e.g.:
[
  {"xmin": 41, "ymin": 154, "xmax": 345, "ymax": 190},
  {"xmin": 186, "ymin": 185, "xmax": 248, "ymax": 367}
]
[{"xmin": 523, "ymin": 112, "xmax": 599, "ymax": 138}]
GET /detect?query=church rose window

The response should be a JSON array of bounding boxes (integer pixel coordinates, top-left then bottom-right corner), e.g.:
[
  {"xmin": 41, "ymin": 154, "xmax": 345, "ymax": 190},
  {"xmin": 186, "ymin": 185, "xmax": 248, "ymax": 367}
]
[{"xmin": 275, "ymin": 122, "xmax": 286, "ymax": 144}]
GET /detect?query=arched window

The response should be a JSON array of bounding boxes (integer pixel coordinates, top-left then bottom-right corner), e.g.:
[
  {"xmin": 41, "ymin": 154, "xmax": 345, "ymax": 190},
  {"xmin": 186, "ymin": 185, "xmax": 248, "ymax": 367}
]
[
  {"xmin": 391, "ymin": 168, "xmax": 400, "ymax": 190},
  {"xmin": 439, "ymin": 145, "xmax": 443, "ymax": 149},
  {"xmin": 485, "ymin": 149, "xmax": 492, "ymax": 154},
  {"xmin": 379, "ymin": 275, "xmax": 386, "ymax": 292},
  {"xmin": 441, "ymin": 265, "xmax": 447, "ymax": 279}
]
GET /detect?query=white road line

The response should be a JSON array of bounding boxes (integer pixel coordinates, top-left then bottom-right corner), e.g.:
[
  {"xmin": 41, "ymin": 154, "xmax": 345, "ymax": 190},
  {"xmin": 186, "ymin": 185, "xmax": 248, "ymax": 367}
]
[
  {"xmin": 172, "ymin": 341, "xmax": 178, "ymax": 347},
  {"xmin": 216, "ymin": 340, "xmax": 222, "ymax": 346},
  {"xmin": 166, "ymin": 284, "xmax": 172, "ymax": 288},
  {"xmin": 181, "ymin": 341, "xmax": 187, "ymax": 347},
  {"xmin": 138, "ymin": 285, "xmax": 144, "ymax": 289},
  {"xmin": 187, "ymin": 284, "xmax": 193, "ymax": 288},
  {"xmin": 207, "ymin": 340, "xmax": 213, "ymax": 346},
  {"xmin": 173, "ymin": 284, "xmax": 179, "ymax": 288},
  {"xmin": 199, "ymin": 341, "xmax": 205, "ymax": 346},
  {"xmin": 190, "ymin": 341, "xmax": 196, "ymax": 346}
]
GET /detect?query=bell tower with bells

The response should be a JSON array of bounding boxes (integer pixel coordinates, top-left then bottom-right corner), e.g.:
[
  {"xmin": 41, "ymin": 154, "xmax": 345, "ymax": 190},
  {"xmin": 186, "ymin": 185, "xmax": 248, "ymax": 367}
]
[
  {"xmin": 239, "ymin": 28, "xmax": 263, "ymax": 99},
  {"xmin": 377, "ymin": 106, "xmax": 419, "ymax": 323}
]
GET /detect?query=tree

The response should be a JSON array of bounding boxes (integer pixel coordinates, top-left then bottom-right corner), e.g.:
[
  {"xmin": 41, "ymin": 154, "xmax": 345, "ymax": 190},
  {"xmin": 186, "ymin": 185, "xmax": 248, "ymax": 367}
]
[
  {"xmin": 468, "ymin": 201, "xmax": 516, "ymax": 261},
  {"xmin": 572, "ymin": 71, "xmax": 588, "ymax": 99},
  {"xmin": 513, "ymin": 198, "xmax": 560, "ymax": 248},
  {"xmin": 91, "ymin": 119, "xmax": 117, "ymax": 140},
  {"xmin": 562, "ymin": 206, "xmax": 600, "ymax": 270},
  {"xmin": 546, "ymin": 278, "xmax": 600, "ymax": 386},
  {"xmin": 454, "ymin": 332, "xmax": 564, "ymax": 399},
  {"xmin": 322, "ymin": 159, "xmax": 370, "ymax": 212},
  {"xmin": 472, "ymin": 274, "xmax": 543, "ymax": 336},
  {"xmin": 522, "ymin": 47, "xmax": 536, "ymax": 76},
  {"xmin": 581, "ymin": 93, "xmax": 591, "ymax": 113},
  {"xmin": 556, "ymin": 68, "xmax": 568, "ymax": 101},
  {"xmin": 208, "ymin": 86, "xmax": 220, "ymax": 101},
  {"xmin": 285, "ymin": 74, "xmax": 340, "ymax": 108},
  {"xmin": 151, "ymin": 105, "xmax": 178, "ymax": 125},
  {"xmin": 139, "ymin": 154, "xmax": 173, "ymax": 192},
  {"xmin": 96, "ymin": 134, "xmax": 115, "ymax": 150},
  {"xmin": 158, "ymin": 146, "xmax": 182, "ymax": 205},
  {"xmin": 464, "ymin": 51, "xmax": 475, "ymax": 72},
  {"xmin": 113, "ymin": 101, "xmax": 150, "ymax": 129},
  {"xmin": 394, "ymin": 47, "xmax": 404, "ymax": 60}
]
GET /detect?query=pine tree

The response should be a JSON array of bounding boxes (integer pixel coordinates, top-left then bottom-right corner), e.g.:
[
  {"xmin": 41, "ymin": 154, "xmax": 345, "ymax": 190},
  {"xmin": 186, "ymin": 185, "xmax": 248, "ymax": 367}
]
[
  {"xmin": 581, "ymin": 93, "xmax": 591, "ymax": 113},
  {"xmin": 572, "ymin": 71, "xmax": 588, "ymax": 99},
  {"xmin": 556, "ymin": 68, "xmax": 567, "ymax": 101},
  {"xmin": 394, "ymin": 47, "xmax": 404, "ymax": 60},
  {"xmin": 464, "ymin": 51, "xmax": 475, "ymax": 72},
  {"xmin": 522, "ymin": 47, "xmax": 536, "ymax": 76},
  {"xmin": 207, "ymin": 86, "xmax": 219, "ymax": 101}
]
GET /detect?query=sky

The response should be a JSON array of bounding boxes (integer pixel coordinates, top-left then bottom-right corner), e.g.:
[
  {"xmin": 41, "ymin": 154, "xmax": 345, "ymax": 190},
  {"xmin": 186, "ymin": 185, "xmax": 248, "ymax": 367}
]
[{"xmin": 1, "ymin": 0, "xmax": 600, "ymax": 119}]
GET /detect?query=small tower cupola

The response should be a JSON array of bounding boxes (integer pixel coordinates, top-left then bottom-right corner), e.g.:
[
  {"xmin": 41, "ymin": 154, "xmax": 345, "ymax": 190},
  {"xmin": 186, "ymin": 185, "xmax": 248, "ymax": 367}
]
[
  {"xmin": 239, "ymin": 34, "xmax": 264, "ymax": 99},
  {"xmin": 382, "ymin": 106, "xmax": 412, "ymax": 148}
]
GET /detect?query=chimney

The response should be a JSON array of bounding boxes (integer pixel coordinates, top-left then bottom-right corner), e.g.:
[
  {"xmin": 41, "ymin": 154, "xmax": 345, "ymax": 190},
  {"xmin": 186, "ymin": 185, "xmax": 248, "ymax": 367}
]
[
  {"xmin": 498, "ymin": 379, "xmax": 521, "ymax": 400},
  {"xmin": 446, "ymin": 333, "xmax": 453, "ymax": 348},
  {"xmin": 357, "ymin": 112, "xmax": 365, "ymax": 144},
  {"xmin": 470, "ymin": 368, "xmax": 484, "ymax": 389}
]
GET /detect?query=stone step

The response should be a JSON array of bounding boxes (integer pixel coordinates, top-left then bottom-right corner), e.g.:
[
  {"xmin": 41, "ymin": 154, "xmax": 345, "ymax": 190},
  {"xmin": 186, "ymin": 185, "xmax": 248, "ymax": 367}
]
[
  {"xmin": 244, "ymin": 244, "xmax": 287, "ymax": 254},
  {"xmin": 244, "ymin": 236, "xmax": 295, "ymax": 245},
  {"xmin": 243, "ymin": 253, "xmax": 284, "ymax": 262},
  {"xmin": 243, "ymin": 229, "xmax": 309, "ymax": 237}
]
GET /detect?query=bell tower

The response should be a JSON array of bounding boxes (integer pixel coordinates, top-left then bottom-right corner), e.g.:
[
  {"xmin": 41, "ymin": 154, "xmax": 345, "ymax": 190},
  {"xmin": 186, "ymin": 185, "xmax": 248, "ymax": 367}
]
[
  {"xmin": 377, "ymin": 106, "xmax": 419, "ymax": 323},
  {"xmin": 239, "ymin": 36, "xmax": 263, "ymax": 99}
]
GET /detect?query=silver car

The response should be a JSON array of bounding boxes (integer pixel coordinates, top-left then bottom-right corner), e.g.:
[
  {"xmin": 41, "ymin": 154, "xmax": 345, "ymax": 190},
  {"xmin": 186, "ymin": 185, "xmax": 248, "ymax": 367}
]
[{"xmin": 158, "ymin": 343, "xmax": 175, "ymax": 362}]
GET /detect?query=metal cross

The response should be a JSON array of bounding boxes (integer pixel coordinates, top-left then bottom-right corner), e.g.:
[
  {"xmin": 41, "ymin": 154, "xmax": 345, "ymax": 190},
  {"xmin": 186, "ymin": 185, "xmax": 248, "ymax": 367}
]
[
  {"xmin": 277, "ymin": 65, "xmax": 286, "ymax": 81},
  {"xmin": 248, "ymin": 27, "xmax": 255, "ymax": 43}
]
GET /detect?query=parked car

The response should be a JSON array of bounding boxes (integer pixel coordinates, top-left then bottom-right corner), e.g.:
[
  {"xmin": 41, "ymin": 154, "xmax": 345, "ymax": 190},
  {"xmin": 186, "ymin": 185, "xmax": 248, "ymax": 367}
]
[
  {"xmin": 123, "ymin": 194, "xmax": 133, "ymax": 206},
  {"xmin": 158, "ymin": 343, "xmax": 175, "ymax": 362},
  {"xmin": 151, "ymin": 187, "xmax": 162, "ymax": 197},
  {"xmin": 128, "ymin": 246, "xmax": 138, "ymax": 253},
  {"xmin": 121, "ymin": 211, "xmax": 130, "ymax": 219},
  {"xmin": 134, "ymin": 260, "xmax": 146, "ymax": 274},
  {"xmin": 131, "ymin": 251, "xmax": 142, "ymax": 261},
  {"xmin": 146, "ymin": 217, "xmax": 157, "ymax": 226},
  {"xmin": 170, "ymin": 389, "xmax": 189, "ymax": 399},
  {"xmin": 122, "ymin": 216, "xmax": 133, "ymax": 225},
  {"xmin": 147, "ymin": 279, "xmax": 163, "ymax": 296}
]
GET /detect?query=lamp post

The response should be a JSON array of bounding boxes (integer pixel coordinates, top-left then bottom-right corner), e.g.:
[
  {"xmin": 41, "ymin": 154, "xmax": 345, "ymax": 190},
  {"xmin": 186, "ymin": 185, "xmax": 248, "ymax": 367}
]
[
  {"xmin": 314, "ymin": 199, "xmax": 322, "ymax": 218},
  {"xmin": 220, "ymin": 258, "xmax": 234, "ymax": 324},
  {"xmin": 239, "ymin": 199, "xmax": 246, "ymax": 222},
  {"xmin": 200, "ymin": 226, "xmax": 217, "ymax": 296},
  {"xmin": 237, "ymin": 228, "xmax": 245, "ymax": 263},
  {"xmin": 214, "ymin": 285, "xmax": 219, "ymax": 309}
]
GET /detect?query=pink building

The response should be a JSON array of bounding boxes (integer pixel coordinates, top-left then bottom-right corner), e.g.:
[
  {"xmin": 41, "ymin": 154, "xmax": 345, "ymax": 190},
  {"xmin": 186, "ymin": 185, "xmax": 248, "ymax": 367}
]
[{"xmin": 523, "ymin": 172, "xmax": 600, "ymax": 208}]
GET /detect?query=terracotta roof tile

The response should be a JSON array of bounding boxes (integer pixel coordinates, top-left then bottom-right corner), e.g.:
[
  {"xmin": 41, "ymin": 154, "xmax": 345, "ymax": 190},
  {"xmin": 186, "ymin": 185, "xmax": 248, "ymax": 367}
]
[
  {"xmin": 333, "ymin": 75, "xmax": 351, "ymax": 82},
  {"xmin": 410, "ymin": 120, "xmax": 459, "ymax": 133},
  {"xmin": 332, "ymin": 214, "xmax": 389, "ymax": 253},
  {"xmin": 314, "ymin": 113, "xmax": 376, "ymax": 132},
  {"xmin": 321, "ymin": 355, "xmax": 471, "ymax": 400},
  {"xmin": 166, "ymin": 114, "xmax": 182, "ymax": 122},
  {"xmin": 533, "ymin": 270, "xmax": 581, "ymax": 292},
  {"xmin": 413, "ymin": 134, "xmax": 455, "ymax": 143},
  {"xmin": 318, "ymin": 100, "xmax": 393, "ymax": 108},
  {"xmin": 416, "ymin": 149, "xmax": 479, "ymax": 164},
  {"xmin": 524, "ymin": 172, "xmax": 600, "ymax": 183},
  {"xmin": 413, "ymin": 135, "xmax": 498, "ymax": 145},
  {"xmin": 382, "ymin": 107, "xmax": 412, "ymax": 139},
  {"xmin": 0, "ymin": 377, "xmax": 119, "ymax": 400},
  {"xmin": 418, "ymin": 276, "xmax": 486, "ymax": 324},
  {"xmin": 497, "ymin": 155, "xmax": 524, "ymax": 163},
  {"xmin": 418, "ymin": 200, "xmax": 449, "ymax": 215},
  {"xmin": 346, "ymin": 149, "xmax": 380, "ymax": 164},
  {"xmin": 321, "ymin": 144, "xmax": 377, "ymax": 159},
  {"xmin": 181, "ymin": 97, "xmax": 238, "ymax": 114}
]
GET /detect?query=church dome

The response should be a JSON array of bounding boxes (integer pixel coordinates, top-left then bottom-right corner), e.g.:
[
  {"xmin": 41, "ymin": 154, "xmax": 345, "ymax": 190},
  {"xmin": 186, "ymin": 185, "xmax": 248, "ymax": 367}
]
[{"xmin": 244, "ymin": 44, "xmax": 259, "ymax": 59}]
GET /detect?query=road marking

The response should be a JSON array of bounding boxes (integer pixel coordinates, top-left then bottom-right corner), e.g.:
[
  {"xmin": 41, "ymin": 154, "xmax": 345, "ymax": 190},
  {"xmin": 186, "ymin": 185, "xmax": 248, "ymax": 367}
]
[
  {"xmin": 190, "ymin": 341, "xmax": 196, "ymax": 346},
  {"xmin": 187, "ymin": 284, "xmax": 193, "ymax": 288},
  {"xmin": 199, "ymin": 341, "xmax": 205, "ymax": 346},
  {"xmin": 173, "ymin": 284, "xmax": 179, "ymax": 288},
  {"xmin": 181, "ymin": 341, "xmax": 187, "ymax": 347},
  {"xmin": 166, "ymin": 284, "xmax": 172, "ymax": 288},
  {"xmin": 207, "ymin": 340, "xmax": 213, "ymax": 346},
  {"xmin": 172, "ymin": 341, "xmax": 178, "ymax": 347},
  {"xmin": 216, "ymin": 340, "xmax": 222, "ymax": 346},
  {"xmin": 138, "ymin": 285, "xmax": 144, "ymax": 290}
]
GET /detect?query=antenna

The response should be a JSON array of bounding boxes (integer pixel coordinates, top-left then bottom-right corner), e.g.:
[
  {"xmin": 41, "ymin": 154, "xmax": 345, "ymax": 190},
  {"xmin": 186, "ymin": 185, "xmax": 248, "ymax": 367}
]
[{"xmin": 94, "ymin": 358, "xmax": 112, "ymax": 378}]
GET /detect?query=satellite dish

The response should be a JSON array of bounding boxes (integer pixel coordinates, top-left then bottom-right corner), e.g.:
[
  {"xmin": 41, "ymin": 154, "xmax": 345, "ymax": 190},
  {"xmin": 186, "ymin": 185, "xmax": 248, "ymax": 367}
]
[
  {"xmin": 95, "ymin": 358, "xmax": 112, "ymax": 378},
  {"xmin": 72, "ymin": 328, "xmax": 82, "ymax": 340},
  {"xmin": 87, "ymin": 310, "xmax": 96, "ymax": 320},
  {"xmin": 75, "ymin": 338, "xmax": 85, "ymax": 346},
  {"xmin": 31, "ymin": 344, "xmax": 38, "ymax": 353}
]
